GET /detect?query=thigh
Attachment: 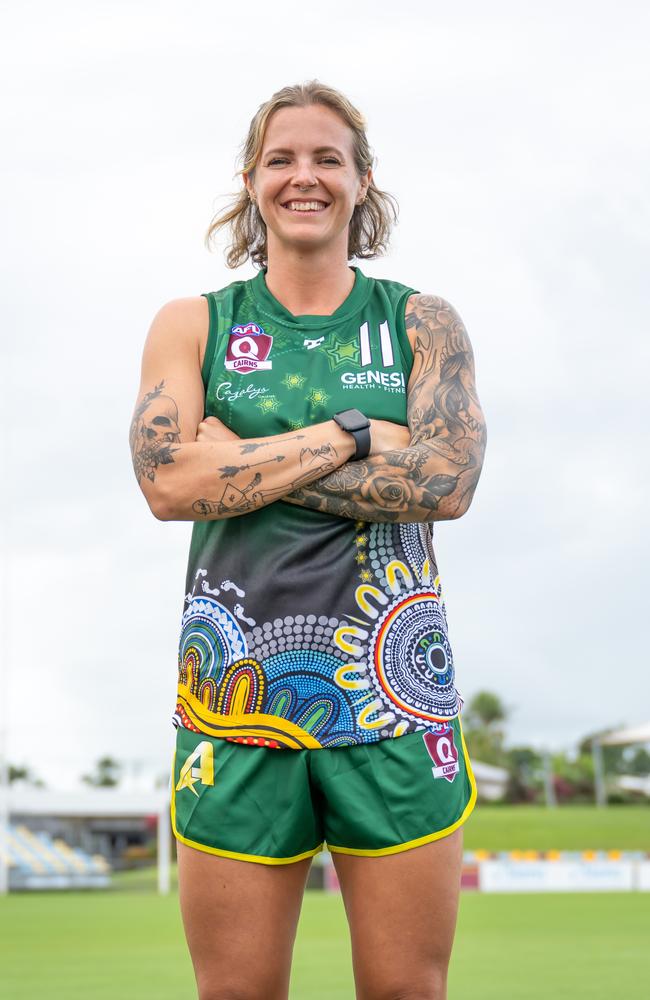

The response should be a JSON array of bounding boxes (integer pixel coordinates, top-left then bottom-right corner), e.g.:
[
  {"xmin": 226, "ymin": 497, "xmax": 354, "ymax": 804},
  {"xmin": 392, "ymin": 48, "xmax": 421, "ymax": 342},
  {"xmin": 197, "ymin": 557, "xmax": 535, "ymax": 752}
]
[
  {"xmin": 178, "ymin": 842, "xmax": 312, "ymax": 1000},
  {"xmin": 333, "ymin": 829, "xmax": 463, "ymax": 1000}
]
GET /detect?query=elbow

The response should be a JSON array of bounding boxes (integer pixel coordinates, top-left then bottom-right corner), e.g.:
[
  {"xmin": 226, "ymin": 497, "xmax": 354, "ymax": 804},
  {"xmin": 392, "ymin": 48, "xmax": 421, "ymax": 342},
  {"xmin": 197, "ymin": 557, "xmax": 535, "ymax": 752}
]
[
  {"xmin": 427, "ymin": 488, "xmax": 476, "ymax": 522},
  {"xmin": 144, "ymin": 483, "xmax": 177, "ymax": 521},
  {"xmin": 150, "ymin": 497, "xmax": 173, "ymax": 521},
  {"xmin": 130, "ymin": 447, "xmax": 182, "ymax": 520},
  {"xmin": 446, "ymin": 488, "xmax": 476, "ymax": 521},
  {"xmin": 439, "ymin": 462, "xmax": 483, "ymax": 520}
]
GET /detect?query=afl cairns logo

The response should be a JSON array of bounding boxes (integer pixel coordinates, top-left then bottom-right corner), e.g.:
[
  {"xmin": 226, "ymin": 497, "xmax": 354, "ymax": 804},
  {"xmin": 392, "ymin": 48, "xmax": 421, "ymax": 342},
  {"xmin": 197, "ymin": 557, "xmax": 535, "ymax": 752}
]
[
  {"xmin": 225, "ymin": 322, "xmax": 273, "ymax": 373},
  {"xmin": 422, "ymin": 726, "xmax": 460, "ymax": 782}
]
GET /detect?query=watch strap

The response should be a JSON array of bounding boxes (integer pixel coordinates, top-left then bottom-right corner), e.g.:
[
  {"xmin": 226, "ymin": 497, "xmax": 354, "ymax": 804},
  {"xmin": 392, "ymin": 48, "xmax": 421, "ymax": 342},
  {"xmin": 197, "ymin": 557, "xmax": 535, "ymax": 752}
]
[
  {"xmin": 332, "ymin": 409, "xmax": 371, "ymax": 461},
  {"xmin": 350, "ymin": 423, "xmax": 371, "ymax": 461}
]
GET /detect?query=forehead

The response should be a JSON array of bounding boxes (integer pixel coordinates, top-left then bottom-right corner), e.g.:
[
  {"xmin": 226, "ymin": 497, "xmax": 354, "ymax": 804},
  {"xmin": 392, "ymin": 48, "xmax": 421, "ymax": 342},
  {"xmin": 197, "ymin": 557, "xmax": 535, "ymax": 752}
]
[{"xmin": 261, "ymin": 104, "xmax": 354, "ymax": 154}]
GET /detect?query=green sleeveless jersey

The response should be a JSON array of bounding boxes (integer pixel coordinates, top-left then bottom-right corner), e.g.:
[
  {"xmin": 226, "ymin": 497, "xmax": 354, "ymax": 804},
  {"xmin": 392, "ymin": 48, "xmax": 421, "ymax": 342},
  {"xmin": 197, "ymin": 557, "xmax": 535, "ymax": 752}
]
[{"xmin": 173, "ymin": 267, "xmax": 462, "ymax": 749}]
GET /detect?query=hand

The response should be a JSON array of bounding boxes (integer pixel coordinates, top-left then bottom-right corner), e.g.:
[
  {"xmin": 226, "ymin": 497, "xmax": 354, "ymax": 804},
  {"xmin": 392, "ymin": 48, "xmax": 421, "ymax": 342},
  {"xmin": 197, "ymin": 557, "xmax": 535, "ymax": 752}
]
[
  {"xmin": 196, "ymin": 415, "xmax": 240, "ymax": 443},
  {"xmin": 368, "ymin": 419, "xmax": 411, "ymax": 456}
]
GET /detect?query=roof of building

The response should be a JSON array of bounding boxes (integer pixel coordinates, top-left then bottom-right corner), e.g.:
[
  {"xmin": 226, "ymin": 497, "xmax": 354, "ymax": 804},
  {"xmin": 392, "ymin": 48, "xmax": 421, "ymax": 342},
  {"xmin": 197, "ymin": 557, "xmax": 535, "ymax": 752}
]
[{"xmin": 6, "ymin": 786, "xmax": 169, "ymax": 818}]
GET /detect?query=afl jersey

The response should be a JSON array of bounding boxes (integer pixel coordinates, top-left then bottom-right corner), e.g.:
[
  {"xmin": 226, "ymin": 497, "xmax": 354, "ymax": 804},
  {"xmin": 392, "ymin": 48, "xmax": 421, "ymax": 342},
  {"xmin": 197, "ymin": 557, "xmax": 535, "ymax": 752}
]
[{"xmin": 173, "ymin": 267, "xmax": 462, "ymax": 749}]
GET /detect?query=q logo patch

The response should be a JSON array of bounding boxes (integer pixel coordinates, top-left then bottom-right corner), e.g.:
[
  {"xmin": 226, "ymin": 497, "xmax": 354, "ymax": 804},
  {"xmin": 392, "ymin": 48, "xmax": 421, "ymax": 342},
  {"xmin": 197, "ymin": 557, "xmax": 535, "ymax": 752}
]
[
  {"xmin": 225, "ymin": 322, "xmax": 273, "ymax": 373},
  {"xmin": 422, "ymin": 726, "xmax": 459, "ymax": 782}
]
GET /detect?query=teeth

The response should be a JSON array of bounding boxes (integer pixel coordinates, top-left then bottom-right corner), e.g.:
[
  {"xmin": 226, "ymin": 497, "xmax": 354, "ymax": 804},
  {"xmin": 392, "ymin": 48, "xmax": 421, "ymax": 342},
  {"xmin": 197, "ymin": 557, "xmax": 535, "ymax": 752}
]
[{"xmin": 286, "ymin": 201, "xmax": 326, "ymax": 212}]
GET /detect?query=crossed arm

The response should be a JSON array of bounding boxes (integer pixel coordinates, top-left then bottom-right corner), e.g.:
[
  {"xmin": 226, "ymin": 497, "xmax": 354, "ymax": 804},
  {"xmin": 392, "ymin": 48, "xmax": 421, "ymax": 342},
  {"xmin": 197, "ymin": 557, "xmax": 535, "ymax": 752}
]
[
  {"xmin": 282, "ymin": 294, "xmax": 487, "ymax": 522},
  {"xmin": 129, "ymin": 297, "xmax": 356, "ymax": 521},
  {"xmin": 129, "ymin": 294, "xmax": 485, "ymax": 523}
]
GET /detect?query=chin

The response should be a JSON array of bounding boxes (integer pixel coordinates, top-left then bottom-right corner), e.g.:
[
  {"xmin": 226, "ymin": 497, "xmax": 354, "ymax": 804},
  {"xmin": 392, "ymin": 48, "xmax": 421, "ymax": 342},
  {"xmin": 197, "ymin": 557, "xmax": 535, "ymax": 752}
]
[
  {"xmin": 274, "ymin": 224, "xmax": 348, "ymax": 254},
  {"xmin": 274, "ymin": 231, "xmax": 330, "ymax": 251}
]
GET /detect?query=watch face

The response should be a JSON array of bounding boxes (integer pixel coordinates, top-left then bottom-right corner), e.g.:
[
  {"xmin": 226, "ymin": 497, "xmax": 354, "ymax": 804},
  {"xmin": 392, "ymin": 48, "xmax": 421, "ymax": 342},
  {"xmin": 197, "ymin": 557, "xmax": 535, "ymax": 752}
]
[{"xmin": 336, "ymin": 408, "xmax": 369, "ymax": 432}]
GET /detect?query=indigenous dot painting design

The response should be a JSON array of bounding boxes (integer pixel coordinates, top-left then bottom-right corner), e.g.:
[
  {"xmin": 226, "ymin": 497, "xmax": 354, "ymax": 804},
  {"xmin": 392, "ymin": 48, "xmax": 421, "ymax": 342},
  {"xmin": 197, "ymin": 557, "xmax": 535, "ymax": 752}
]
[
  {"xmin": 371, "ymin": 592, "xmax": 456, "ymax": 721},
  {"xmin": 177, "ymin": 595, "xmax": 247, "ymax": 704},
  {"xmin": 174, "ymin": 518, "xmax": 460, "ymax": 748},
  {"xmin": 242, "ymin": 617, "xmax": 359, "ymax": 747},
  {"xmin": 175, "ymin": 584, "xmax": 361, "ymax": 749},
  {"xmin": 331, "ymin": 521, "xmax": 460, "ymax": 740}
]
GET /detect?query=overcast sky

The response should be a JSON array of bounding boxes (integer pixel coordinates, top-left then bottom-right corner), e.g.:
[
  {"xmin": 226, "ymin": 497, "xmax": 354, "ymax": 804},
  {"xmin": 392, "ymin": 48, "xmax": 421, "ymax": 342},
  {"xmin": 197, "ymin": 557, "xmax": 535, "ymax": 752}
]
[{"xmin": 1, "ymin": 0, "xmax": 648, "ymax": 789}]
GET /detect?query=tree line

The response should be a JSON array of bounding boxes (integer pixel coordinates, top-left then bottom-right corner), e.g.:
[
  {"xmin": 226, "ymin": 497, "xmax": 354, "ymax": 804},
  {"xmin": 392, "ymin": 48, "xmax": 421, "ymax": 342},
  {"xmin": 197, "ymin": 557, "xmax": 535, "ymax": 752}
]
[{"xmin": 463, "ymin": 691, "xmax": 650, "ymax": 803}]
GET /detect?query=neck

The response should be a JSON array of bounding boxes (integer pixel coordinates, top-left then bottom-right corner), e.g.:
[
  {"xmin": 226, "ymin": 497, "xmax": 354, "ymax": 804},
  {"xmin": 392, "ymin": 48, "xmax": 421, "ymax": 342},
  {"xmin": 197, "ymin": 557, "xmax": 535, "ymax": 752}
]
[{"xmin": 264, "ymin": 242, "xmax": 355, "ymax": 316}]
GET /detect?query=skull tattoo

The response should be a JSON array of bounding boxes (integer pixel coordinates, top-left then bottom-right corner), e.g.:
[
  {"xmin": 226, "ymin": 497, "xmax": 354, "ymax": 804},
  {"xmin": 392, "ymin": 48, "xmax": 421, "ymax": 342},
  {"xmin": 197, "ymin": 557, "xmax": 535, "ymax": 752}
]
[{"xmin": 130, "ymin": 381, "xmax": 181, "ymax": 483}]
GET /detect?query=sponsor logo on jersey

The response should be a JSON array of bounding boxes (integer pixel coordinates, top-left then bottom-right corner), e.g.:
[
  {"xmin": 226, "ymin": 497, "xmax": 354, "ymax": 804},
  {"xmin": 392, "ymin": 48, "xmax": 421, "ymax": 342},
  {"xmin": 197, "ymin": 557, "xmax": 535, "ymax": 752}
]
[
  {"xmin": 340, "ymin": 370, "xmax": 406, "ymax": 392},
  {"xmin": 225, "ymin": 323, "xmax": 273, "ymax": 372},
  {"xmin": 422, "ymin": 726, "xmax": 460, "ymax": 782},
  {"xmin": 215, "ymin": 381, "xmax": 270, "ymax": 403},
  {"xmin": 175, "ymin": 741, "xmax": 215, "ymax": 796},
  {"xmin": 304, "ymin": 336, "xmax": 325, "ymax": 350}
]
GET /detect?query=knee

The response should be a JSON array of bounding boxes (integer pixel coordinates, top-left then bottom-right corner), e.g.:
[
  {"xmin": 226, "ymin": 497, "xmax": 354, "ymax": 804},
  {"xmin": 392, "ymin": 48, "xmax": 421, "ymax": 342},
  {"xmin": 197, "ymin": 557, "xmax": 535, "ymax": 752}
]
[
  {"xmin": 196, "ymin": 977, "xmax": 286, "ymax": 1000},
  {"xmin": 197, "ymin": 990, "xmax": 264, "ymax": 1000},
  {"xmin": 196, "ymin": 981, "xmax": 262, "ymax": 1000},
  {"xmin": 197, "ymin": 988, "xmax": 247, "ymax": 1000},
  {"xmin": 362, "ymin": 967, "xmax": 448, "ymax": 1000}
]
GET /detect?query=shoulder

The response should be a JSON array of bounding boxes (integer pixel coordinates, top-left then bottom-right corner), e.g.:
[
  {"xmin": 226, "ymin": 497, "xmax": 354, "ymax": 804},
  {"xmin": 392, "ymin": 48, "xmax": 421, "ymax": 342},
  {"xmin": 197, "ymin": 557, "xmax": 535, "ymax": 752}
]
[
  {"xmin": 404, "ymin": 293, "xmax": 466, "ymax": 329},
  {"xmin": 146, "ymin": 296, "xmax": 209, "ymax": 367},
  {"xmin": 151, "ymin": 296, "xmax": 208, "ymax": 333},
  {"xmin": 404, "ymin": 293, "xmax": 472, "ymax": 357}
]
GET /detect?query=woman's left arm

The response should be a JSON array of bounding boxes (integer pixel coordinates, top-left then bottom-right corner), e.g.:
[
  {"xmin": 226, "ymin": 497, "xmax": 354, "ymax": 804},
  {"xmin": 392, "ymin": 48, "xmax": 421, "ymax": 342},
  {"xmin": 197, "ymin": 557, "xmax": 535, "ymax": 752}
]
[{"xmin": 283, "ymin": 294, "xmax": 487, "ymax": 522}]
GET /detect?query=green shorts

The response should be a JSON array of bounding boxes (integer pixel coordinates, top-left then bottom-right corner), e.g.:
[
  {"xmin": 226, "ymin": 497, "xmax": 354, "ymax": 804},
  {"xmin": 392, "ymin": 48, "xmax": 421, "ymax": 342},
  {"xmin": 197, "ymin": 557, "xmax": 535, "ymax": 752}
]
[{"xmin": 171, "ymin": 718, "xmax": 476, "ymax": 865}]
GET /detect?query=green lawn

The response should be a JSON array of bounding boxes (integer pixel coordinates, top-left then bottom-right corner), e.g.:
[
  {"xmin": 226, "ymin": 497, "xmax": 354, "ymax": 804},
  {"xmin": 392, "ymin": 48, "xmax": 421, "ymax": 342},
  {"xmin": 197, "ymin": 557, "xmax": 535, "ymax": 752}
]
[
  {"xmin": 2, "ymin": 806, "xmax": 647, "ymax": 997},
  {"xmin": 1, "ymin": 889, "xmax": 649, "ymax": 999},
  {"xmin": 463, "ymin": 804, "xmax": 650, "ymax": 851}
]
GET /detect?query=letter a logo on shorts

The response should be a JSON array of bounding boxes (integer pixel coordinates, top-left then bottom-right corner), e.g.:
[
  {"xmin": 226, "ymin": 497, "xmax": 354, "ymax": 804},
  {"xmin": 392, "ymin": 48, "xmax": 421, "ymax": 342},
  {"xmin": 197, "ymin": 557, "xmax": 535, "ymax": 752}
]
[
  {"xmin": 176, "ymin": 741, "xmax": 215, "ymax": 796},
  {"xmin": 422, "ymin": 727, "xmax": 459, "ymax": 783}
]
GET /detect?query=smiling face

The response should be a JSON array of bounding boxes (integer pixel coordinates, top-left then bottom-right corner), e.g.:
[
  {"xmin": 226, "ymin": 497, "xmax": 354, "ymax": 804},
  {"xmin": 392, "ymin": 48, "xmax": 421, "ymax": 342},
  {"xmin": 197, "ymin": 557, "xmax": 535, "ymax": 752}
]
[{"xmin": 245, "ymin": 104, "xmax": 371, "ymax": 261}]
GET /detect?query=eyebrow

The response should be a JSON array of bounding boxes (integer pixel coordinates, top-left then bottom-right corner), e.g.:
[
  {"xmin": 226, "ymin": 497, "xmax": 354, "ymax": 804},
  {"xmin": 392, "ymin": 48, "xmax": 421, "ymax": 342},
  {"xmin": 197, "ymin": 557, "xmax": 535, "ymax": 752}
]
[{"xmin": 263, "ymin": 146, "xmax": 345, "ymax": 158}]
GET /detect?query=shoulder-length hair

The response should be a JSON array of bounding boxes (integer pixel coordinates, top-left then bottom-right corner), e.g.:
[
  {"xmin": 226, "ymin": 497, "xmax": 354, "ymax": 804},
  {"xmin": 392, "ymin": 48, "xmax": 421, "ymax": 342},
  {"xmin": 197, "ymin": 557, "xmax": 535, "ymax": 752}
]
[{"xmin": 206, "ymin": 80, "xmax": 398, "ymax": 269}]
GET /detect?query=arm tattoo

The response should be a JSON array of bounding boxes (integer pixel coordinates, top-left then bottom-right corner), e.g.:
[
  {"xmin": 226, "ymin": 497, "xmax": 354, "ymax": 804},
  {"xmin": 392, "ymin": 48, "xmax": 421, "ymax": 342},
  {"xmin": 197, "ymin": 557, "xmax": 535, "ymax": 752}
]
[
  {"xmin": 299, "ymin": 445, "xmax": 337, "ymax": 466},
  {"xmin": 193, "ymin": 473, "xmax": 262, "ymax": 516},
  {"xmin": 129, "ymin": 380, "xmax": 181, "ymax": 483},
  {"xmin": 284, "ymin": 295, "xmax": 486, "ymax": 522},
  {"xmin": 217, "ymin": 455, "xmax": 285, "ymax": 478},
  {"xmin": 193, "ymin": 444, "xmax": 340, "ymax": 519},
  {"xmin": 239, "ymin": 434, "xmax": 305, "ymax": 454}
]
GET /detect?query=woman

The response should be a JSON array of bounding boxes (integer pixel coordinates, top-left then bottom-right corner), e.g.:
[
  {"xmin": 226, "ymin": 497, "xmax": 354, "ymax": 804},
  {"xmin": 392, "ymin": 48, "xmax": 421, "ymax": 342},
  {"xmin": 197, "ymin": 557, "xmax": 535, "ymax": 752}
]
[{"xmin": 130, "ymin": 81, "xmax": 486, "ymax": 1000}]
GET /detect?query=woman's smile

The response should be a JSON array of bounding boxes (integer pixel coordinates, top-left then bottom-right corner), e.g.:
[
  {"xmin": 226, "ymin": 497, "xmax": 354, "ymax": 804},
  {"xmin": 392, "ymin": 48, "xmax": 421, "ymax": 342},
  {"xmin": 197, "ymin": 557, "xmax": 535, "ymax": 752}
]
[{"xmin": 281, "ymin": 199, "xmax": 330, "ymax": 213}]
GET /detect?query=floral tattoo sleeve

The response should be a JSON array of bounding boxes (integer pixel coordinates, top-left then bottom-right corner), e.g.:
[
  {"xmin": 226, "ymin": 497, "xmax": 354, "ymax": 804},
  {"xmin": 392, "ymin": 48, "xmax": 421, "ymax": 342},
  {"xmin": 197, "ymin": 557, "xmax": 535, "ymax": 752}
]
[{"xmin": 284, "ymin": 295, "xmax": 487, "ymax": 522}]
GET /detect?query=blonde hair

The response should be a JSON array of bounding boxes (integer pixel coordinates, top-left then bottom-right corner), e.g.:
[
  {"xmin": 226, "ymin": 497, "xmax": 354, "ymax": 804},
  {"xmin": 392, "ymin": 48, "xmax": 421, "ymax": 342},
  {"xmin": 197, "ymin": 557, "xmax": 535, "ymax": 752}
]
[{"xmin": 206, "ymin": 81, "xmax": 398, "ymax": 269}]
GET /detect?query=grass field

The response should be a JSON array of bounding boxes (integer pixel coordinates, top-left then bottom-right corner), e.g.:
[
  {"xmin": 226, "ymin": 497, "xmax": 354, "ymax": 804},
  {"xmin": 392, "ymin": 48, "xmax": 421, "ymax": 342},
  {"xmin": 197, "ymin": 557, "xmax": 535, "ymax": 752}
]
[
  {"xmin": 1, "ymin": 888, "xmax": 649, "ymax": 998},
  {"xmin": 2, "ymin": 806, "xmax": 648, "ymax": 998},
  {"xmin": 463, "ymin": 804, "xmax": 650, "ymax": 851}
]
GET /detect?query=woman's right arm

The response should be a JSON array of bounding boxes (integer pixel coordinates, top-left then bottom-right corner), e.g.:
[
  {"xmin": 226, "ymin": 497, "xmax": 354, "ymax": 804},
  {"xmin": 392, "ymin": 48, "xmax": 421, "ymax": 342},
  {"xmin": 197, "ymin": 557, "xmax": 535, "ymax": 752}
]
[{"xmin": 129, "ymin": 298, "xmax": 356, "ymax": 521}]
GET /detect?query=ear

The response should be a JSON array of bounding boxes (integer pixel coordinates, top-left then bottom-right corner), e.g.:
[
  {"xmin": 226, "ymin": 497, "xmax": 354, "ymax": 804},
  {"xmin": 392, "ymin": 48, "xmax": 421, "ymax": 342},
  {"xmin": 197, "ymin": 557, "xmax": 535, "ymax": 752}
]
[
  {"xmin": 357, "ymin": 167, "xmax": 372, "ymax": 205},
  {"xmin": 243, "ymin": 171, "xmax": 256, "ymax": 202}
]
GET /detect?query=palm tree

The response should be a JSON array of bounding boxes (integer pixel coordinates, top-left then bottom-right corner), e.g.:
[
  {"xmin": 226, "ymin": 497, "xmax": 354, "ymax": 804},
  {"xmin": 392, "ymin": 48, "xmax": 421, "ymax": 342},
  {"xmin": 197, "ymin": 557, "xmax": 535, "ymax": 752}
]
[
  {"xmin": 463, "ymin": 690, "xmax": 508, "ymax": 766},
  {"xmin": 81, "ymin": 756, "xmax": 122, "ymax": 787}
]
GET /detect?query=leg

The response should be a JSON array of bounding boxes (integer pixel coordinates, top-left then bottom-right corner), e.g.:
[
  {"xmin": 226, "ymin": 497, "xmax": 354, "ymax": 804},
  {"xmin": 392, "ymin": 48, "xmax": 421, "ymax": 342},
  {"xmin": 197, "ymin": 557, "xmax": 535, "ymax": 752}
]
[
  {"xmin": 177, "ymin": 842, "xmax": 312, "ymax": 1000},
  {"xmin": 332, "ymin": 828, "xmax": 464, "ymax": 1000}
]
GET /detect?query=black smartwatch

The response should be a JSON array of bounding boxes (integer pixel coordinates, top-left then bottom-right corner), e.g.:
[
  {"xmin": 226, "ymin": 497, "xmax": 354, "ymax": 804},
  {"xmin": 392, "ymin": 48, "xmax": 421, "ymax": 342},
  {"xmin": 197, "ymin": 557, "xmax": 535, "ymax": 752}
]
[{"xmin": 332, "ymin": 408, "xmax": 371, "ymax": 461}]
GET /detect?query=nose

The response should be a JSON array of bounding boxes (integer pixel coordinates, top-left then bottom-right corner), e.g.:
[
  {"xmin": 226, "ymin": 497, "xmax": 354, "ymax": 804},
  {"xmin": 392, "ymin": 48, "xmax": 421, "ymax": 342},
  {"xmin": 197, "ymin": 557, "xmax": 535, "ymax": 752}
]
[{"xmin": 291, "ymin": 159, "xmax": 317, "ymax": 189}]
